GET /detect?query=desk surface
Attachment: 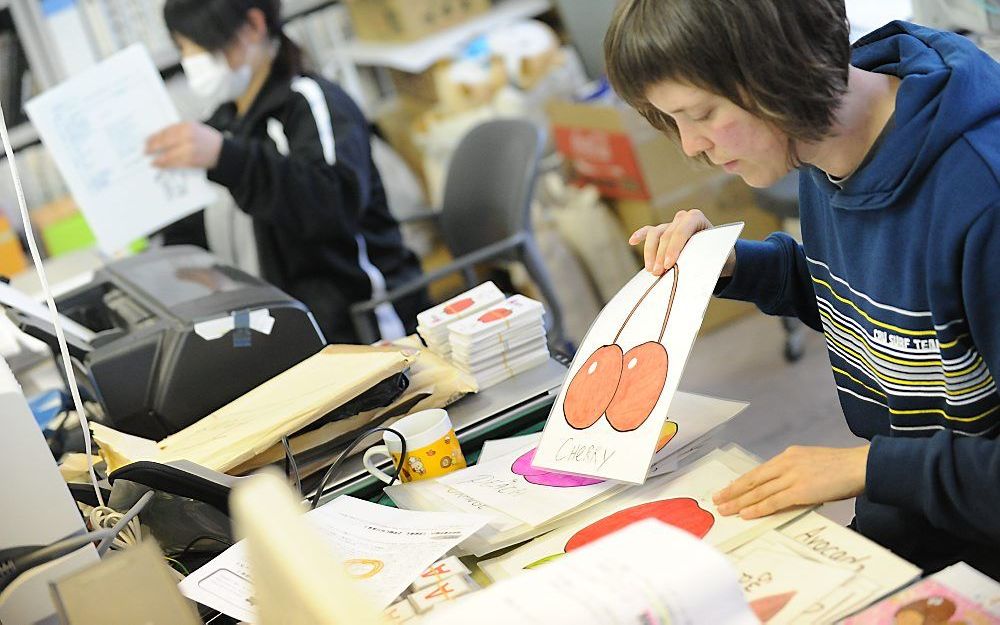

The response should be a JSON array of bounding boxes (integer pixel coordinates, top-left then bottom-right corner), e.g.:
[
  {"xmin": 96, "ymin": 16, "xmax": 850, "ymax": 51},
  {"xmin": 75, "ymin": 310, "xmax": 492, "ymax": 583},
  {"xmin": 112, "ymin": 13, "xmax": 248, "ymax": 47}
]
[{"xmin": 314, "ymin": 358, "xmax": 568, "ymax": 504}]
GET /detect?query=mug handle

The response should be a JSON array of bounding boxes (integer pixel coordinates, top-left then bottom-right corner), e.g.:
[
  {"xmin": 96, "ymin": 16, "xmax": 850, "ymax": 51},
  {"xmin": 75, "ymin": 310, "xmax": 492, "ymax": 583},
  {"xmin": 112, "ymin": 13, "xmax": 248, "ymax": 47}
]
[{"xmin": 363, "ymin": 445, "xmax": 397, "ymax": 484}]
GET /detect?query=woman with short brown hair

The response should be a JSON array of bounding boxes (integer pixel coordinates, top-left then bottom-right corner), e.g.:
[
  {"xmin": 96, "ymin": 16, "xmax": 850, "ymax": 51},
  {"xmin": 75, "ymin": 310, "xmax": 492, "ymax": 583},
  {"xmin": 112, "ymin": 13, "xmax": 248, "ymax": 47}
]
[{"xmin": 607, "ymin": 0, "xmax": 1000, "ymax": 578}]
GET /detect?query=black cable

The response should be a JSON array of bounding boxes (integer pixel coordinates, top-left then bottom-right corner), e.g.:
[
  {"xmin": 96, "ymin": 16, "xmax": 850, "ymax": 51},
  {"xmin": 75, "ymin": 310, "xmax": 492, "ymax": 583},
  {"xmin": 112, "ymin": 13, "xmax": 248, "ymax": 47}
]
[
  {"xmin": 173, "ymin": 535, "xmax": 233, "ymax": 561},
  {"xmin": 310, "ymin": 427, "xmax": 407, "ymax": 510},
  {"xmin": 1, "ymin": 529, "xmax": 116, "ymax": 594},
  {"xmin": 281, "ymin": 435, "xmax": 302, "ymax": 497}
]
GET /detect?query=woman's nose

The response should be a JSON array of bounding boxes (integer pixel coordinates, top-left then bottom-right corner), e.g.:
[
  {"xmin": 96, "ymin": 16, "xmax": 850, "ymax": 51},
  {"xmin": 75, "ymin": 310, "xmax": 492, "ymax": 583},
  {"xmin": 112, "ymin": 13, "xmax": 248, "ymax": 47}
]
[{"xmin": 679, "ymin": 127, "xmax": 711, "ymax": 159}]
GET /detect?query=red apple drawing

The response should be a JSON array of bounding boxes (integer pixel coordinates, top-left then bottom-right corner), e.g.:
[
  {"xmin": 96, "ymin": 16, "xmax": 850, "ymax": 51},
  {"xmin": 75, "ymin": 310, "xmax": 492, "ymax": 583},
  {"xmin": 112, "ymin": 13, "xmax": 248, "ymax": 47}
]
[{"xmin": 565, "ymin": 498, "xmax": 715, "ymax": 552}]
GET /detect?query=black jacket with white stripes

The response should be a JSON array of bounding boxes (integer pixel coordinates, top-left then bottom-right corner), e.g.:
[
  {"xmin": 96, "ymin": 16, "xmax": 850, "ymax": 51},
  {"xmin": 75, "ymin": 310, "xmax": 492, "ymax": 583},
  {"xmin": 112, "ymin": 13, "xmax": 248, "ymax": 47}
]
[{"xmin": 174, "ymin": 58, "xmax": 428, "ymax": 343}]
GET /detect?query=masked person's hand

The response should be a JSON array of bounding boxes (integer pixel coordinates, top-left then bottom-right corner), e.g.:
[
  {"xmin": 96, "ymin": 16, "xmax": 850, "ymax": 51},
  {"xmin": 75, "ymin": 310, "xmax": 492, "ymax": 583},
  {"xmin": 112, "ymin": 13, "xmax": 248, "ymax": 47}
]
[{"xmin": 146, "ymin": 121, "xmax": 223, "ymax": 170}]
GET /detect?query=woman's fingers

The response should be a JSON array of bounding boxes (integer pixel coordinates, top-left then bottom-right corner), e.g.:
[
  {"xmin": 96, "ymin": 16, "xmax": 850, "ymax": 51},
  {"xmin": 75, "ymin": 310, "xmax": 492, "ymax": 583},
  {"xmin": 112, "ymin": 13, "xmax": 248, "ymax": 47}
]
[
  {"xmin": 643, "ymin": 225, "xmax": 665, "ymax": 272},
  {"xmin": 631, "ymin": 209, "xmax": 714, "ymax": 274}
]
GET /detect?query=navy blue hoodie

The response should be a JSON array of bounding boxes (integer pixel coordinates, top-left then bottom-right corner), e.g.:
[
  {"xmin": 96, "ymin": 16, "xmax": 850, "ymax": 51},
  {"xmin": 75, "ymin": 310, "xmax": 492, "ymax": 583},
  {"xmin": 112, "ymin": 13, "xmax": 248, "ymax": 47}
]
[{"xmin": 718, "ymin": 22, "xmax": 1000, "ymax": 576}]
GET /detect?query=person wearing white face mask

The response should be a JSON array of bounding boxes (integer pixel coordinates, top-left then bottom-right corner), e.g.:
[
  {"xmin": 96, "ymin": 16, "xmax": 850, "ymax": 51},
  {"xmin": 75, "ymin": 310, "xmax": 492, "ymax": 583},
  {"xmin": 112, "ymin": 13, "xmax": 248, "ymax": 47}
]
[{"xmin": 145, "ymin": 0, "xmax": 428, "ymax": 344}]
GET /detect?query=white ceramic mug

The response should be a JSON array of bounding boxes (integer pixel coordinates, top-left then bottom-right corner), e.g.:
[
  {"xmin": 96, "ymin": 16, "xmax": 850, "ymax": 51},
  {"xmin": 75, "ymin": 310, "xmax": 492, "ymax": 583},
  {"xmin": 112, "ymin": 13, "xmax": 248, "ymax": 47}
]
[{"xmin": 363, "ymin": 409, "xmax": 466, "ymax": 483}]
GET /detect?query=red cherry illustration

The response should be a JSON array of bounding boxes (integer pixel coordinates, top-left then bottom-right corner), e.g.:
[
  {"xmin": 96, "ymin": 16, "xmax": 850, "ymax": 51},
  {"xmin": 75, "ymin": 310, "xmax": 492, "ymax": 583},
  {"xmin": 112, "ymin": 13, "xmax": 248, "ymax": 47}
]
[
  {"xmin": 605, "ymin": 341, "xmax": 668, "ymax": 432},
  {"xmin": 443, "ymin": 298, "xmax": 474, "ymax": 315},
  {"xmin": 565, "ymin": 497, "xmax": 714, "ymax": 552},
  {"xmin": 477, "ymin": 307, "xmax": 513, "ymax": 323},
  {"xmin": 562, "ymin": 266, "xmax": 679, "ymax": 433},
  {"xmin": 563, "ymin": 344, "xmax": 623, "ymax": 429}
]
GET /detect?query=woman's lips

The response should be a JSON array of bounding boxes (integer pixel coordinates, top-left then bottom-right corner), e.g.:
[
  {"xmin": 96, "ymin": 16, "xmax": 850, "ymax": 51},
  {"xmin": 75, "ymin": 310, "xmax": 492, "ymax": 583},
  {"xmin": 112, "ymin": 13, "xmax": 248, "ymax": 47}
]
[{"xmin": 723, "ymin": 159, "xmax": 740, "ymax": 173}]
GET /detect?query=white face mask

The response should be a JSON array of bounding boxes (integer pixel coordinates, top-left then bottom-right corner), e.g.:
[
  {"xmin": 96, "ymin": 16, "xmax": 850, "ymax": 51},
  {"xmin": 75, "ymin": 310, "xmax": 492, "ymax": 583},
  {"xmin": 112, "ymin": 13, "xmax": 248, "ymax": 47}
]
[{"xmin": 181, "ymin": 52, "xmax": 252, "ymax": 110}]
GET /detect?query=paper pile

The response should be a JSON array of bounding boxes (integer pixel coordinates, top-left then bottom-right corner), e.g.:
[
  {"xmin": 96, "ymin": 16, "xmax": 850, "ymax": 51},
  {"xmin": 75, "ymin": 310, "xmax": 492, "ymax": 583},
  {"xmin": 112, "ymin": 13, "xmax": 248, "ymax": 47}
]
[
  {"xmin": 228, "ymin": 338, "xmax": 477, "ymax": 477},
  {"xmin": 91, "ymin": 345, "xmax": 416, "ymax": 474},
  {"xmin": 386, "ymin": 392, "xmax": 748, "ymax": 557},
  {"xmin": 416, "ymin": 282, "xmax": 505, "ymax": 359},
  {"xmin": 430, "ymin": 520, "xmax": 760, "ymax": 625},
  {"xmin": 476, "ymin": 445, "xmax": 809, "ymax": 581},
  {"xmin": 727, "ymin": 511, "xmax": 921, "ymax": 624},
  {"xmin": 181, "ymin": 491, "xmax": 488, "ymax": 620},
  {"xmin": 448, "ymin": 295, "xmax": 549, "ymax": 390}
]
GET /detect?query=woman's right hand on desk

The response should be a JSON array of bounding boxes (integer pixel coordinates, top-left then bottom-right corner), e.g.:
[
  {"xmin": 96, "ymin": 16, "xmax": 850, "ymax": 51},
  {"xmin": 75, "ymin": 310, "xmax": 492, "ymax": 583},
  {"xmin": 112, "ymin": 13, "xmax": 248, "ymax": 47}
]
[{"xmin": 629, "ymin": 209, "xmax": 736, "ymax": 277}]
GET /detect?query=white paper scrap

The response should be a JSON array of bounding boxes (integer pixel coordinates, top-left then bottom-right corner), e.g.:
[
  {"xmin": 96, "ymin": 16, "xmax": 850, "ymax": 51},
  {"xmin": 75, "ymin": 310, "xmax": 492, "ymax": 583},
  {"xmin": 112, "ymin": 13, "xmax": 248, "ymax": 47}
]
[
  {"xmin": 431, "ymin": 519, "xmax": 759, "ymax": 625},
  {"xmin": 178, "ymin": 496, "xmax": 487, "ymax": 620}
]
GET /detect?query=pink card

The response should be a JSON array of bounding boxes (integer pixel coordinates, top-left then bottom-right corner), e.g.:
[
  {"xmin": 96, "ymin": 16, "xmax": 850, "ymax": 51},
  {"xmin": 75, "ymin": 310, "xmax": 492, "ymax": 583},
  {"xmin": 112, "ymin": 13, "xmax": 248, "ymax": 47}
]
[{"xmin": 843, "ymin": 578, "xmax": 995, "ymax": 624}]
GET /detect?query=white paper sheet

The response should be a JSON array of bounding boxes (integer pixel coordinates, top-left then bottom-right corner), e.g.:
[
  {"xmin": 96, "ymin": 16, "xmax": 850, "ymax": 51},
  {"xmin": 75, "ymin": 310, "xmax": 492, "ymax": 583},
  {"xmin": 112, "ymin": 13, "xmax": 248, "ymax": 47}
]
[
  {"xmin": 477, "ymin": 433, "xmax": 542, "ymax": 463},
  {"xmin": 25, "ymin": 44, "xmax": 215, "ymax": 255},
  {"xmin": 443, "ymin": 443, "xmax": 624, "ymax": 527},
  {"xmin": 733, "ymin": 548, "xmax": 855, "ymax": 625},
  {"xmin": 533, "ymin": 223, "xmax": 744, "ymax": 483},
  {"xmin": 178, "ymin": 496, "xmax": 486, "ymax": 620},
  {"xmin": 432, "ymin": 519, "xmax": 759, "ymax": 625},
  {"xmin": 728, "ymin": 512, "xmax": 922, "ymax": 623}
]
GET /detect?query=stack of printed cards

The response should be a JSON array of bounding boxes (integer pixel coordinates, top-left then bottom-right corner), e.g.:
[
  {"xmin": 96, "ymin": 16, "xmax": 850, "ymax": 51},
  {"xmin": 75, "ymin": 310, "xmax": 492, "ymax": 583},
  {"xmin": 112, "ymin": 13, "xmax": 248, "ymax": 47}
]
[
  {"xmin": 416, "ymin": 282, "xmax": 505, "ymax": 359},
  {"xmin": 726, "ymin": 511, "xmax": 921, "ymax": 624},
  {"xmin": 448, "ymin": 295, "xmax": 549, "ymax": 389}
]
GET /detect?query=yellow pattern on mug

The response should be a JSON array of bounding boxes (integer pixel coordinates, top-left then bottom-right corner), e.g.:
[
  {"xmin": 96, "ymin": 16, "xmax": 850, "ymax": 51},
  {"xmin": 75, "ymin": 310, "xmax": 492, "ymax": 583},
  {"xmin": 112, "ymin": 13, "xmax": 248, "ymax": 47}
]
[{"xmin": 393, "ymin": 428, "xmax": 466, "ymax": 482}]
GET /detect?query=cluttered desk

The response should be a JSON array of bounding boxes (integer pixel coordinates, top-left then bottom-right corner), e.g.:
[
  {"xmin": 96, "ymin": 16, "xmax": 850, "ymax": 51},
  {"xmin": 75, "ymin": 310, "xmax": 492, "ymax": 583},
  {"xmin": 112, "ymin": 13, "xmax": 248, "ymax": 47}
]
[
  {"xmin": 4, "ymin": 6, "xmax": 1000, "ymax": 623},
  {"xmin": 4, "ymin": 222, "xmax": 1000, "ymax": 625}
]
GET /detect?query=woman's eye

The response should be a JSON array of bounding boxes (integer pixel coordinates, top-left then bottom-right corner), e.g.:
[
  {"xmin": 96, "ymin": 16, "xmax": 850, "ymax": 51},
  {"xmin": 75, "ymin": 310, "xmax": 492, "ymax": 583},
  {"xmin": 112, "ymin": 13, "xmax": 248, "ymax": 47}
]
[{"xmin": 692, "ymin": 110, "xmax": 714, "ymax": 122}]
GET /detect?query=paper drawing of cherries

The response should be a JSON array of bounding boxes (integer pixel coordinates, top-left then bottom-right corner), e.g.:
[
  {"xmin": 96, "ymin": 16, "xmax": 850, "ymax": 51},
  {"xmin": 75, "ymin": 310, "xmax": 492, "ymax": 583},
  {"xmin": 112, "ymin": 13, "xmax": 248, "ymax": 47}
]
[
  {"xmin": 564, "ymin": 266, "xmax": 680, "ymax": 433},
  {"xmin": 524, "ymin": 497, "xmax": 714, "ymax": 569},
  {"xmin": 443, "ymin": 298, "xmax": 474, "ymax": 315}
]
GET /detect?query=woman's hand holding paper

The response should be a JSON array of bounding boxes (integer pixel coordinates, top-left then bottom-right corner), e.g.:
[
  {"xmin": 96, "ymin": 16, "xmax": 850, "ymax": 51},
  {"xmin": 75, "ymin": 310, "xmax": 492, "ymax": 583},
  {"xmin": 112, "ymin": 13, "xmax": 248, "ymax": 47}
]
[{"xmin": 629, "ymin": 209, "xmax": 736, "ymax": 278}]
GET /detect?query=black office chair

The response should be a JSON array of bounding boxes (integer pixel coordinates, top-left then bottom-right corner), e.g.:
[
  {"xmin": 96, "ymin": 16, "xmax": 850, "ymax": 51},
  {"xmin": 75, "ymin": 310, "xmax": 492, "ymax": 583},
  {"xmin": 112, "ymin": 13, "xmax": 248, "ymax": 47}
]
[{"xmin": 350, "ymin": 118, "xmax": 567, "ymax": 348}]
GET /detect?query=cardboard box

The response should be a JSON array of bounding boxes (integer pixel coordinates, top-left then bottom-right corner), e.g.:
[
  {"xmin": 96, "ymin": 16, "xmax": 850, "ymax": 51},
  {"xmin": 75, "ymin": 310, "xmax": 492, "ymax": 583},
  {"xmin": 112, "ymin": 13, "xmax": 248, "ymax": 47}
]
[
  {"xmin": 345, "ymin": 0, "xmax": 491, "ymax": 43},
  {"xmin": 376, "ymin": 98, "xmax": 439, "ymax": 195},
  {"xmin": 389, "ymin": 57, "xmax": 507, "ymax": 113},
  {"xmin": 547, "ymin": 100, "xmax": 720, "ymax": 201}
]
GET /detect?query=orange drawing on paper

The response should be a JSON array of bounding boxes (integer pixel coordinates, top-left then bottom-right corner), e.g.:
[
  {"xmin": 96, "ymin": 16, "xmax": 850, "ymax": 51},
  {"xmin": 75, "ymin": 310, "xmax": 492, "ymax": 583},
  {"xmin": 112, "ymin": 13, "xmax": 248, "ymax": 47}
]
[
  {"xmin": 344, "ymin": 558, "xmax": 384, "ymax": 579},
  {"xmin": 894, "ymin": 596, "xmax": 957, "ymax": 625},
  {"xmin": 750, "ymin": 592, "xmax": 797, "ymax": 623},
  {"xmin": 656, "ymin": 420, "xmax": 678, "ymax": 452},
  {"xmin": 444, "ymin": 298, "xmax": 474, "ymax": 315},
  {"xmin": 478, "ymin": 307, "xmax": 513, "ymax": 323},
  {"xmin": 564, "ymin": 266, "xmax": 680, "ymax": 432}
]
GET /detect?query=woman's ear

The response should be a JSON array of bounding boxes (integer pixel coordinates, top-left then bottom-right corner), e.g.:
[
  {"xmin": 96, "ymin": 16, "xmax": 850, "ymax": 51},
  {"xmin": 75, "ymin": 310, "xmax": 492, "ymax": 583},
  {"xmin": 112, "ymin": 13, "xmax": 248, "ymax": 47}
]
[{"xmin": 244, "ymin": 7, "xmax": 269, "ymax": 42}]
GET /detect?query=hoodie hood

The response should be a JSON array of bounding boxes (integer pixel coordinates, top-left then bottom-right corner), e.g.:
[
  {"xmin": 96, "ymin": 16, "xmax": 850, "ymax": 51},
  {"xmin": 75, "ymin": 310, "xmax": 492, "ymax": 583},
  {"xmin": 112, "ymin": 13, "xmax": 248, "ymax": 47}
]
[{"xmin": 815, "ymin": 21, "xmax": 1000, "ymax": 210}]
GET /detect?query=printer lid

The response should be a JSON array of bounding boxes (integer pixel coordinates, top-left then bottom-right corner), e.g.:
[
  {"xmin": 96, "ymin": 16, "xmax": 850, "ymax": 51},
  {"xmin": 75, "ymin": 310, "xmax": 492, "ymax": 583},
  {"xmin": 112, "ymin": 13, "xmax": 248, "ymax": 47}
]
[{"xmin": 109, "ymin": 247, "xmax": 267, "ymax": 310}]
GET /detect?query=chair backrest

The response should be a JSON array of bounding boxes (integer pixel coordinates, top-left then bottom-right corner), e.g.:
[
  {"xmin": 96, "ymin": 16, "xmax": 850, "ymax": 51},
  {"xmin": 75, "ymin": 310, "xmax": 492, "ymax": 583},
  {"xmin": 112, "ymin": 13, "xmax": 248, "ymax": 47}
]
[{"xmin": 438, "ymin": 118, "xmax": 546, "ymax": 258}]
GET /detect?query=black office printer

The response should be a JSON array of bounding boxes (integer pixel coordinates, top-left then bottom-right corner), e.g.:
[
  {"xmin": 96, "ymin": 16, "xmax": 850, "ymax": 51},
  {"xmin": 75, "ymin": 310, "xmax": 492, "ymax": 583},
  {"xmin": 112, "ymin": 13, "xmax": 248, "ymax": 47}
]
[{"xmin": 35, "ymin": 246, "xmax": 325, "ymax": 440}]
